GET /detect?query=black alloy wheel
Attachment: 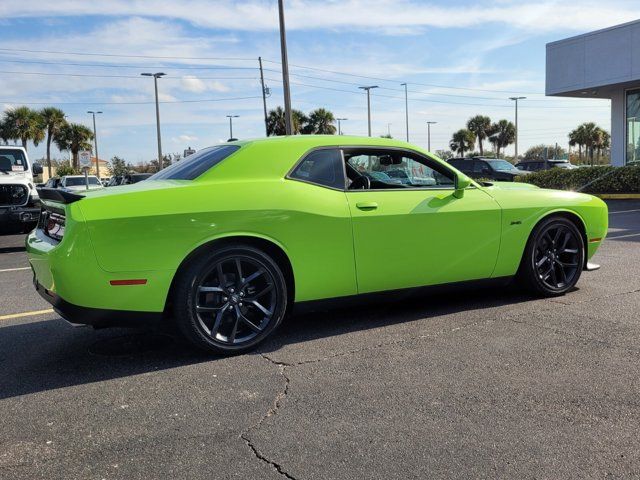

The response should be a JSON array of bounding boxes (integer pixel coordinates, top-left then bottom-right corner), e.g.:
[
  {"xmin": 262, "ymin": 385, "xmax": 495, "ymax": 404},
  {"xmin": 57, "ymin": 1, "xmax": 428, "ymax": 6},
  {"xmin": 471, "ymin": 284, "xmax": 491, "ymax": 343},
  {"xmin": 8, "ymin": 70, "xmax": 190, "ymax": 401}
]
[
  {"xmin": 519, "ymin": 217, "xmax": 585, "ymax": 296},
  {"xmin": 174, "ymin": 246, "xmax": 287, "ymax": 353}
]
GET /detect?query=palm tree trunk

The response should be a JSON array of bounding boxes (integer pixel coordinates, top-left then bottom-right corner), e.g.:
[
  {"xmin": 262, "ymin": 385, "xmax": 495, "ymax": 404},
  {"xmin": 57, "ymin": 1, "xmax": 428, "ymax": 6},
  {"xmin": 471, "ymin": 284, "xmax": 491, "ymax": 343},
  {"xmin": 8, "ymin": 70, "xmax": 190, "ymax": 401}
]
[
  {"xmin": 478, "ymin": 139, "xmax": 483, "ymax": 156},
  {"xmin": 72, "ymin": 150, "xmax": 79, "ymax": 170},
  {"xmin": 21, "ymin": 137, "xmax": 27, "ymax": 150},
  {"xmin": 46, "ymin": 132, "xmax": 52, "ymax": 178}
]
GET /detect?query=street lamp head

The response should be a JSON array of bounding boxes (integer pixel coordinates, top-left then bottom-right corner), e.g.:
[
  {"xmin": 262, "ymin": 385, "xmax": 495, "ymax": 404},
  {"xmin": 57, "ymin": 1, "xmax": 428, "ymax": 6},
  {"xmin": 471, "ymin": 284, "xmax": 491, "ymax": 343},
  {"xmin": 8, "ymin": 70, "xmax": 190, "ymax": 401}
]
[
  {"xmin": 141, "ymin": 72, "xmax": 166, "ymax": 78},
  {"xmin": 426, "ymin": 121, "xmax": 437, "ymax": 125},
  {"xmin": 226, "ymin": 115, "xmax": 240, "ymax": 118},
  {"xmin": 359, "ymin": 85, "xmax": 379, "ymax": 91},
  {"xmin": 509, "ymin": 96, "xmax": 526, "ymax": 101}
]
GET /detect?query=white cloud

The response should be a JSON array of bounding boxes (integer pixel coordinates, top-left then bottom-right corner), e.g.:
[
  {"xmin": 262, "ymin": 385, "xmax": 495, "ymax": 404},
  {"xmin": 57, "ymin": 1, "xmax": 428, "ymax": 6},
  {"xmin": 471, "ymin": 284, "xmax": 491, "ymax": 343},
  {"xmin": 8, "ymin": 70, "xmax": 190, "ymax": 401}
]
[
  {"xmin": 0, "ymin": 0, "xmax": 638, "ymax": 33},
  {"xmin": 180, "ymin": 76, "xmax": 231, "ymax": 94}
]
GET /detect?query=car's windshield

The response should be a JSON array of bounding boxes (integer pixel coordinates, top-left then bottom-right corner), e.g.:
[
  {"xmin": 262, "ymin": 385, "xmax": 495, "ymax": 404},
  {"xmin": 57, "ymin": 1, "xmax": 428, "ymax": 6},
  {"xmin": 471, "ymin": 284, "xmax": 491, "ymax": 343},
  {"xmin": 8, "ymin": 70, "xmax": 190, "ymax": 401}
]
[
  {"xmin": 0, "ymin": 149, "xmax": 28, "ymax": 172},
  {"xmin": 150, "ymin": 145, "xmax": 240, "ymax": 180},
  {"xmin": 65, "ymin": 176, "xmax": 100, "ymax": 186},
  {"xmin": 486, "ymin": 160, "xmax": 517, "ymax": 171}
]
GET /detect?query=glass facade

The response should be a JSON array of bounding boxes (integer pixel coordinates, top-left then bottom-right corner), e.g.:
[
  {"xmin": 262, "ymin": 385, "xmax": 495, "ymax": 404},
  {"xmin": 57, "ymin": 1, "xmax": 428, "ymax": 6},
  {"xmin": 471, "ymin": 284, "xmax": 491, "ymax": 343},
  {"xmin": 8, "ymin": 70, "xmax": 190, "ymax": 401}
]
[{"xmin": 627, "ymin": 88, "xmax": 640, "ymax": 164}]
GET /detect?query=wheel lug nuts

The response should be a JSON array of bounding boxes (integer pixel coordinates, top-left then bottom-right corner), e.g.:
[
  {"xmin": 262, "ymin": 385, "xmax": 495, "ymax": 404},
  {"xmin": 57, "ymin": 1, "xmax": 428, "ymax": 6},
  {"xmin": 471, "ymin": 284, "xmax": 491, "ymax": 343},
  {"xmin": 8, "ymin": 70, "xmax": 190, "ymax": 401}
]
[
  {"xmin": 223, "ymin": 297, "xmax": 228, "ymax": 302},
  {"xmin": 239, "ymin": 302, "xmax": 243, "ymax": 307},
  {"xmin": 240, "ymin": 292, "xmax": 244, "ymax": 297}
]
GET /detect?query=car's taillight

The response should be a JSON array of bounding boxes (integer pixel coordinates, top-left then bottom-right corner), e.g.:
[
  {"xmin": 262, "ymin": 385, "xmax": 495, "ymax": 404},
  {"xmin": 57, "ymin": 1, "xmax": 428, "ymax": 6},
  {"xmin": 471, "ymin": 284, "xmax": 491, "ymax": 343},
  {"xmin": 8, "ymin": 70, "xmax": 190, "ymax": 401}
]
[{"xmin": 41, "ymin": 210, "xmax": 65, "ymax": 241}]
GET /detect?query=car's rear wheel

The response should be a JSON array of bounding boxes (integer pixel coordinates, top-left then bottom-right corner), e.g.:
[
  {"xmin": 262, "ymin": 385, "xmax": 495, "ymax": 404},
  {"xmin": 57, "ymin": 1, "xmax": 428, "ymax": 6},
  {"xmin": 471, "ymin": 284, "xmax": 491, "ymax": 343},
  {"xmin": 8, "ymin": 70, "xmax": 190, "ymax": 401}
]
[
  {"xmin": 518, "ymin": 216, "xmax": 585, "ymax": 296},
  {"xmin": 173, "ymin": 245, "xmax": 288, "ymax": 354}
]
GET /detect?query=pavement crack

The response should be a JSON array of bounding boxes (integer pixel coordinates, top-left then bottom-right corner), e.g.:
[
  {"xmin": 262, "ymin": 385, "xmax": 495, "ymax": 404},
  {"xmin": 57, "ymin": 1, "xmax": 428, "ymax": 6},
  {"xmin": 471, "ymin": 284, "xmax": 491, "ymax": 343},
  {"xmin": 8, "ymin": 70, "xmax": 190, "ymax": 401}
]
[{"xmin": 240, "ymin": 353, "xmax": 296, "ymax": 480}]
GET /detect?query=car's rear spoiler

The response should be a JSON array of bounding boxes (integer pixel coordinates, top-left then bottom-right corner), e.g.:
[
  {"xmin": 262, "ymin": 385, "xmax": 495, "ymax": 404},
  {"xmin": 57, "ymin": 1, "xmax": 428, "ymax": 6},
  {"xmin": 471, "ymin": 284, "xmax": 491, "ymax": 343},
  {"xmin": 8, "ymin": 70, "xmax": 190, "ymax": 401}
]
[{"xmin": 37, "ymin": 187, "xmax": 84, "ymax": 204}]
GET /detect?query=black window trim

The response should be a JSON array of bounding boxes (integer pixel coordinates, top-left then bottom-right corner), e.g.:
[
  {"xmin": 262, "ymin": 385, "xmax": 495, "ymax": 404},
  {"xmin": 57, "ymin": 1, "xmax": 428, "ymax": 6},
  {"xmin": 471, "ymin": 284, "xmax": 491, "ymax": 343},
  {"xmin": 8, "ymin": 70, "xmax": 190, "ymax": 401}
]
[{"xmin": 287, "ymin": 145, "xmax": 470, "ymax": 192}]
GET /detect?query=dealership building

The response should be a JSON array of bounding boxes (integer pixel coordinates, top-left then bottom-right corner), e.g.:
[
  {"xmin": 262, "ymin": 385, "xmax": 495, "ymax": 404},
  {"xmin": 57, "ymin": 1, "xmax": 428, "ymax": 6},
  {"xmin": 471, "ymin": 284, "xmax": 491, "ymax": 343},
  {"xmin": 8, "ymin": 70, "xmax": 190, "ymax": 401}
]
[{"xmin": 546, "ymin": 19, "xmax": 640, "ymax": 166}]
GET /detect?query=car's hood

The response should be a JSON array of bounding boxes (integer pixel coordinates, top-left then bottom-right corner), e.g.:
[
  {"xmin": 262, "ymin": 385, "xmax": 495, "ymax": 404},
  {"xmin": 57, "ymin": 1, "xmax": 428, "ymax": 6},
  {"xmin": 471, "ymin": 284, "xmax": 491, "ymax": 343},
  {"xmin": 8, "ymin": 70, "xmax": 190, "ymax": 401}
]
[{"xmin": 0, "ymin": 172, "xmax": 31, "ymax": 185}]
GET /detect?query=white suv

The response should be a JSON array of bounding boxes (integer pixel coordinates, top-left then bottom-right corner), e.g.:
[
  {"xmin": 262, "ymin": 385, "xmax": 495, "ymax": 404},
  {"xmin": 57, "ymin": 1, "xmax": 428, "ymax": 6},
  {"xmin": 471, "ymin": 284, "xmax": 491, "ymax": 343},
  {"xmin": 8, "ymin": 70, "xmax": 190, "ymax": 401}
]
[{"xmin": 0, "ymin": 146, "xmax": 42, "ymax": 232}]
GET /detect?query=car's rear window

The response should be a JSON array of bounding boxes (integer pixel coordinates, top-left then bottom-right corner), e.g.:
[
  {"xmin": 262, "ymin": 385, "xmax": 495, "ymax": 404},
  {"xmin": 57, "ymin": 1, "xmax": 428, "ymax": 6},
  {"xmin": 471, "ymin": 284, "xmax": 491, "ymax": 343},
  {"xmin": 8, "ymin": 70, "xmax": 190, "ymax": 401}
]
[{"xmin": 149, "ymin": 145, "xmax": 240, "ymax": 180}]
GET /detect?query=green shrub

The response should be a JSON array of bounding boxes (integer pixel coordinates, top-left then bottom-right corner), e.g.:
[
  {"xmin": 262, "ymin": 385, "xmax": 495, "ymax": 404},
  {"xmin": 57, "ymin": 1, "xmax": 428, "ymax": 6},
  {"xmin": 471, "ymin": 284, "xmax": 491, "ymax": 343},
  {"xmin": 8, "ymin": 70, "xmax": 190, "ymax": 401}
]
[
  {"xmin": 55, "ymin": 161, "xmax": 79, "ymax": 177},
  {"xmin": 514, "ymin": 166, "xmax": 640, "ymax": 193}
]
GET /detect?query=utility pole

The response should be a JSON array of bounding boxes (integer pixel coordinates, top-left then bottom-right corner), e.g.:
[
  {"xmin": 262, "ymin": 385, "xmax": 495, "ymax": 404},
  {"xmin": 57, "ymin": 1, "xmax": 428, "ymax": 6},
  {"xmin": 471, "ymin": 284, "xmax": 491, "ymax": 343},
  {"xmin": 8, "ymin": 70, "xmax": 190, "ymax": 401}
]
[
  {"xmin": 509, "ymin": 96, "xmax": 526, "ymax": 161},
  {"xmin": 278, "ymin": 0, "xmax": 293, "ymax": 135},
  {"xmin": 336, "ymin": 118, "xmax": 347, "ymax": 135},
  {"xmin": 87, "ymin": 110, "xmax": 102, "ymax": 178},
  {"xmin": 359, "ymin": 86, "xmax": 378, "ymax": 137},
  {"xmin": 141, "ymin": 72, "xmax": 166, "ymax": 170},
  {"xmin": 387, "ymin": 123, "xmax": 392, "ymax": 137},
  {"xmin": 258, "ymin": 57, "xmax": 269, "ymax": 136},
  {"xmin": 401, "ymin": 83, "xmax": 409, "ymax": 141},
  {"xmin": 426, "ymin": 121, "xmax": 437, "ymax": 152}
]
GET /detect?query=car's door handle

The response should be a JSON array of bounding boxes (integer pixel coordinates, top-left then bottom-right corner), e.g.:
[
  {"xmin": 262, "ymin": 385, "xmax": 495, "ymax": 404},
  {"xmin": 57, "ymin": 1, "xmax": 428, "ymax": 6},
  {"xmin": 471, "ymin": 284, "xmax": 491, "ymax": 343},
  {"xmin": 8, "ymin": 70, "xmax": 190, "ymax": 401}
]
[{"xmin": 356, "ymin": 201, "xmax": 378, "ymax": 210}]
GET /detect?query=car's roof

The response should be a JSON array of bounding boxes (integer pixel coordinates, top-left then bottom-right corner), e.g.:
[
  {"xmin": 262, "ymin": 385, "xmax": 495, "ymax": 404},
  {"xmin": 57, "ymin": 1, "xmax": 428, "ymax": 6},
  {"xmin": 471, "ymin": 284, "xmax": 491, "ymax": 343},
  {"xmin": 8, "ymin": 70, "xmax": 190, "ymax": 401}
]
[
  {"xmin": 63, "ymin": 175, "xmax": 99, "ymax": 178},
  {"xmin": 226, "ymin": 134, "xmax": 422, "ymax": 150},
  {"xmin": 0, "ymin": 145, "xmax": 26, "ymax": 152}
]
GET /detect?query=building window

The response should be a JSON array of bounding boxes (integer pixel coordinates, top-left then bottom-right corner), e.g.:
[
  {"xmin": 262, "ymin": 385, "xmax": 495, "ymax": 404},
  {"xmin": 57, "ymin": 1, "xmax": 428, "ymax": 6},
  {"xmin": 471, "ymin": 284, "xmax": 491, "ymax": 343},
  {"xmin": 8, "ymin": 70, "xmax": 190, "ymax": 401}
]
[{"xmin": 627, "ymin": 88, "xmax": 640, "ymax": 165}]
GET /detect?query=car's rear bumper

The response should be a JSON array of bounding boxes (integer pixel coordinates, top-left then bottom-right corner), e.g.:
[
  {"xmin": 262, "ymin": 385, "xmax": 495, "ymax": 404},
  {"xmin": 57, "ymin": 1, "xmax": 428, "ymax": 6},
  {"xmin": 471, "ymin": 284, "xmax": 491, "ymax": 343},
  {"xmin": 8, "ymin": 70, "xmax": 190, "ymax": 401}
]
[{"xmin": 34, "ymin": 278, "xmax": 163, "ymax": 328}]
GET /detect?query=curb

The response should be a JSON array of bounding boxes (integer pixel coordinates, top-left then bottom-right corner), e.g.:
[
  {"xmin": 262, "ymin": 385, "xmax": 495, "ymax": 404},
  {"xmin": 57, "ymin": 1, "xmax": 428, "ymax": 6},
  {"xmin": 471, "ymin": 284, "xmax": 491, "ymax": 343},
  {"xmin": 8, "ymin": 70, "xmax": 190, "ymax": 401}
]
[{"xmin": 594, "ymin": 193, "xmax": 640, "ymax": 200}]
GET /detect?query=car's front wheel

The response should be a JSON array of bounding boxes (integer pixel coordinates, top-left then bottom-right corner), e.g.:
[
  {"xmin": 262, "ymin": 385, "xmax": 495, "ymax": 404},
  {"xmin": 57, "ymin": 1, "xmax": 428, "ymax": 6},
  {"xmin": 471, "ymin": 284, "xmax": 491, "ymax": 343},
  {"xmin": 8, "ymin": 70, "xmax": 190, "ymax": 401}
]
[
  {"xmin": 519, "ymin": 216, "xmax": 585, "ymax": 296},
  {"xmin": 173, "ymin": 245, "xmax": 288, "ymax": 354}
]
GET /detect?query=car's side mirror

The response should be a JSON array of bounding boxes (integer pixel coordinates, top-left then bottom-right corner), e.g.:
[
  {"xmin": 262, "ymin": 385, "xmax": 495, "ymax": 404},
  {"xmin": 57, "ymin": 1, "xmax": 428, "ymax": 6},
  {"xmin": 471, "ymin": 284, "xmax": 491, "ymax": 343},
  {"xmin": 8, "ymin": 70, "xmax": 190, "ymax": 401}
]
[
  {"xmin": 453, "ymin": 172, "xmax": 472, "ymax": 199},
  {"xmin": 32, "ymin": 163, "xmax": 43, "ymax": 175}
]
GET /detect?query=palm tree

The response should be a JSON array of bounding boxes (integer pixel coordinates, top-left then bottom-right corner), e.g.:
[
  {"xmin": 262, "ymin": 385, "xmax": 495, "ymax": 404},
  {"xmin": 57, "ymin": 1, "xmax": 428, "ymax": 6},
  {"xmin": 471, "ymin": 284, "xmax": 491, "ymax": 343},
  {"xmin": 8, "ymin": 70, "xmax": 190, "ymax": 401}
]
[
  {"xmin": 266, "ymin": 107, "xmax": 309, "ymax": 135},
  {"xmin": 40, "ymin": 107, "xmax": 67, "ymax": 178},
  {"xmin": 303, "ymin": 108, "xmax": 336, "ymax": 134},
  {"xmin": 1, "ymin": 106, "xmax": 44, "ymax": 150},
  {"xmin": 488, "ymin": 120, "xmax": 516, "ymax": 158},
  {"xmin": 466, "ymin": 115, "xmax": 492, "ymax": 155},
  {"xmin": 449, "ymin": 129, "xmax": 476, "ymax": 156},
  {"xmin": 54, "ymin": 123, "xmax": 94, "ymax": 169}
]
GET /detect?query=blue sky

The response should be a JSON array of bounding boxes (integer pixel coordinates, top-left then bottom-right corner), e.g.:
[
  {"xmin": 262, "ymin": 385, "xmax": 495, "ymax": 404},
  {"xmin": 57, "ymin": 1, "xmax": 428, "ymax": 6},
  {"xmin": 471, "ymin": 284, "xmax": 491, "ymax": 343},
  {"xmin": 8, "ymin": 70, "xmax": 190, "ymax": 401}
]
[{"xmin": 0, "ymin": 0, "xmax": 637, "ymax": 164}]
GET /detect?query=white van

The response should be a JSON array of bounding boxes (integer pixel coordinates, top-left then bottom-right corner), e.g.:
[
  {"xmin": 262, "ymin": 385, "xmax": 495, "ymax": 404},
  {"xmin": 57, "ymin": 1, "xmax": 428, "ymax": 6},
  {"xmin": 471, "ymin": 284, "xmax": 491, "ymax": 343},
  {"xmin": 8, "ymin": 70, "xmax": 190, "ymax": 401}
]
[{"xmin": 0, "ymin": 146, "xmax": 43, "ymax": 232}]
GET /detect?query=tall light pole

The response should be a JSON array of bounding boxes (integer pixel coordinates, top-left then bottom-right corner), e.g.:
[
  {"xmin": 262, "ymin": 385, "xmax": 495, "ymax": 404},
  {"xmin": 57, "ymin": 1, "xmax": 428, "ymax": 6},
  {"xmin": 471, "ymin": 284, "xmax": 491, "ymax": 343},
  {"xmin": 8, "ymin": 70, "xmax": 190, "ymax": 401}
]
[
  {"xmin": 426, "ymin": 121, "xmax": 437, "ymax": 152},
  {"xmin": 401, "ymin": 82, "xmax": 409, "ymax": 141},
  {"xmin": 387, "ymin": 123, "xmax": 392, "ymax": 137},
  {"xmin": 336, "ymin": 117, "xmax": 347, "ymax": 135},
  {"xmin": 87, "ymin": 110, "xmax": 102, "ymax": 178},
  {"xmin": 278, "ymin": 0, "xmax": 293, "ymax": 135},
  {"xmin": 141, "ymin": 72, "xmax": 166, "ymax": 170},
  {"xmin": 226, "ymin": 115, "xmax": 239, "ymax": 140},
  {"xmin": 359, "ymin": 86, "xmax": 378, "ymax": 137},
  {"xmin": 509, "ymin": 96, "xmax": 526, "ymax": 160}
]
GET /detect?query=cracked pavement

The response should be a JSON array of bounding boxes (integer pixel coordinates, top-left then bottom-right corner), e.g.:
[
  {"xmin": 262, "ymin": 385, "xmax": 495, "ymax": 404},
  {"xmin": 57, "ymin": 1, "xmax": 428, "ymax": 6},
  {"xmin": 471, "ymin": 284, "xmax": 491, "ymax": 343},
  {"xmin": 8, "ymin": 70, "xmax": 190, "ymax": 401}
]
[{"xmin": 1, "ymin": 200, "xmax": 639, "ymax": 479}]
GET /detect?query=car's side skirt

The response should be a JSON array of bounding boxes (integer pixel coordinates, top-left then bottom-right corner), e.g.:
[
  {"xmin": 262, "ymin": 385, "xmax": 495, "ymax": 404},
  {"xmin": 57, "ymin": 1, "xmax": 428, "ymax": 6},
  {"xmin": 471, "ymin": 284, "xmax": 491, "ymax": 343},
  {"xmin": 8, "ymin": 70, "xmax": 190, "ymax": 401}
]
[{"xmin": 293, "ymin": 276, "xmax": 514, "ymax": 314}]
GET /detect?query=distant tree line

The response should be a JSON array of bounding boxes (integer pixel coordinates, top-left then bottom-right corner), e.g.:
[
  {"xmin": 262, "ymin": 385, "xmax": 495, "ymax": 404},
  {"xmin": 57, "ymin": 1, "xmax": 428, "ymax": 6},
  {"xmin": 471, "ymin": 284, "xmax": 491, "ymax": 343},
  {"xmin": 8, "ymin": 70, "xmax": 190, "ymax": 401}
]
[{"xmin": 449, "ymin": 115, "xmax": 516, "ymax": 158}]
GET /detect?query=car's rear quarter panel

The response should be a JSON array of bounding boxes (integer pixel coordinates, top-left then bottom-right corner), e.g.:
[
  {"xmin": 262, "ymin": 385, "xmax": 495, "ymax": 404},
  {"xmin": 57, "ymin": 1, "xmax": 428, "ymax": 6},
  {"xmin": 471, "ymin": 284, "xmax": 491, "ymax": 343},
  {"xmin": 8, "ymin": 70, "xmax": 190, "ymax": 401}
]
[{"xmin": 80, "ymin": 178, "xmax": 357, "ymax": 306}]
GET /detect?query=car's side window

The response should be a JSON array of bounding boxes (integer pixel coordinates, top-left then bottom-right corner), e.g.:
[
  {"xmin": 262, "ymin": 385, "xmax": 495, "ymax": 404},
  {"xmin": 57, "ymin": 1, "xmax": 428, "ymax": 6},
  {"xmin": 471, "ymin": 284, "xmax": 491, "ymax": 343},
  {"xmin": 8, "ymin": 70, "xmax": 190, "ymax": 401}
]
[
  {"xmin": 345, "ymin": 148, "xmax": 454, "ymax": 190},
  {"xmin": 290, "ymin": 148, "xmax": 345, "ymax": 190}
]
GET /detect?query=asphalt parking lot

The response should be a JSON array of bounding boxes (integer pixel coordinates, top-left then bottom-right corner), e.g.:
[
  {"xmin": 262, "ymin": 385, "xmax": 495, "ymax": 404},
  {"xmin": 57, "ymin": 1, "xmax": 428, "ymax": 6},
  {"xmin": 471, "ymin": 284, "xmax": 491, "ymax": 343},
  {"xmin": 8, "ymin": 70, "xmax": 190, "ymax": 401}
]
[{"xmin": 1, "ymin": 200, "xmax": 639, "ymax": 480}]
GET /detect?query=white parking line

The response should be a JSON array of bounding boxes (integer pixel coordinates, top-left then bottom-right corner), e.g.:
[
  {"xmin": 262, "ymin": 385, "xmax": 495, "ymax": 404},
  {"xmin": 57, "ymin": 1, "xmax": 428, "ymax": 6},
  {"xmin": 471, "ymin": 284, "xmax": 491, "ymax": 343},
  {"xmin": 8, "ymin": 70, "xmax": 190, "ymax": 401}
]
[
  {"xmin": 610, "ymin": 209, "xmax": 640, "ymax": 214},
  {"xmin": 0, "ymin": 267, "xmax": 30, "ymax": 273},
  {"xmin": 608, "ymin": 232, "xmax": 640, "ymax": 240}
]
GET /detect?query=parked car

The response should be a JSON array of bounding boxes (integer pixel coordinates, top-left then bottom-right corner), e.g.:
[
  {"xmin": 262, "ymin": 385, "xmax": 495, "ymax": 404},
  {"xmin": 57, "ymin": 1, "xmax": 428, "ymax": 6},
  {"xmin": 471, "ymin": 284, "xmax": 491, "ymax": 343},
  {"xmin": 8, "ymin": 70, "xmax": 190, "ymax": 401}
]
[
  {"xmin": 121, "ymin": 173, "xmax": 152, "ymax": 185},
  {"xmin": 0, "ymin": 145, "xmax": 42, "ymax": 232},
  {"xmin": 29, "ymin": 136, "xmax": 607, "ymax": 355},
  {"xmin": 447, "ymin": 157, "xmax": 529, "ymax": 181},
  {"xmin": 515, "ymin": 159, "xmax": 577, "ymax": 172},
  {"xmin": 107, "ymin": 176, "xmax": 123, "ymax": 187},
  {"xmin": 59, "ymin": 175, "xmax": 104, "ymax": 192},
  {"xmin": 44, "ymin": 177, "xmax": 61, "ymax": 189},
  {"xmin": 100, "ymin": 177, "xmax": 111, "ymax": 187}
]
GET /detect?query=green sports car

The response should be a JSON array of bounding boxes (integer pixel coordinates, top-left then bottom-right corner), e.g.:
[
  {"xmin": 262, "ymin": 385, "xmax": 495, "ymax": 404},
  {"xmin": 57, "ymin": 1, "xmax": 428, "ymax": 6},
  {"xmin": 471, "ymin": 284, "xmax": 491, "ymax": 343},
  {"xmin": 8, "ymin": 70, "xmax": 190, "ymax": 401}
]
[{"xmin": 28, "ymin": 136, "xmax": 608, "ymax": 353}]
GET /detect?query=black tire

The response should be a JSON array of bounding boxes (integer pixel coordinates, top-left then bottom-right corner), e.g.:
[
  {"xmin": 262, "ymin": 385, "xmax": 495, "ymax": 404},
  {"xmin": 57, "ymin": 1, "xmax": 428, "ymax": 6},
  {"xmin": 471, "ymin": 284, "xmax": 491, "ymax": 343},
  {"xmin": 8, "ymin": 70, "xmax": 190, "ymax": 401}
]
[
  {"xmin": 518, "ymin": 216, "xmax": 585, "ymax": 297},
  {"xmin": 173, "ymin": 245, "xmax": 288, "ymax": 354}
]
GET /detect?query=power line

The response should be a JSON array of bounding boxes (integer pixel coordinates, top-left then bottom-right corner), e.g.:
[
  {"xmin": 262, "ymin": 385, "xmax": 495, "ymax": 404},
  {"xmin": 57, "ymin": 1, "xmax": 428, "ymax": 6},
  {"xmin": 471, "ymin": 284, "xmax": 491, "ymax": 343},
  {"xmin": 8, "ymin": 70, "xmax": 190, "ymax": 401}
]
[
  {"xmin": 264, "ymin": 77, "xmax": 608, "ymax": 109},
  {"xmin": 0, "ymin": 95, "xmax": 263, "ymax": 106},
  {"xmin": 263, "ymin": 58, "xmax": 546, "ymax": 95},
  {"xmin": 0, "ymin": 69, "xmax": 259, "ymax": 80},
  {"xmin": 0, "ymin": 47, "xmax": 253, "ymax": 62},
  {"xmin": 0, "ymin": 57, "xmax": 257, "ymax": 70}
]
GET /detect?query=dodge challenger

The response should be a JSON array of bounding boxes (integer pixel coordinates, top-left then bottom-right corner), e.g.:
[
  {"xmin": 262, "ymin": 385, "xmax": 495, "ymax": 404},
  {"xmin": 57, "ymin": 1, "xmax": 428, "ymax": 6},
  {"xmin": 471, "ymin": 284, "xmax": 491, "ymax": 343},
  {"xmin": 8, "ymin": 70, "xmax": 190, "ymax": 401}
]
[{"xmin": 28, "ymin": 136, "xmax": 608, "ymax": 354}]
